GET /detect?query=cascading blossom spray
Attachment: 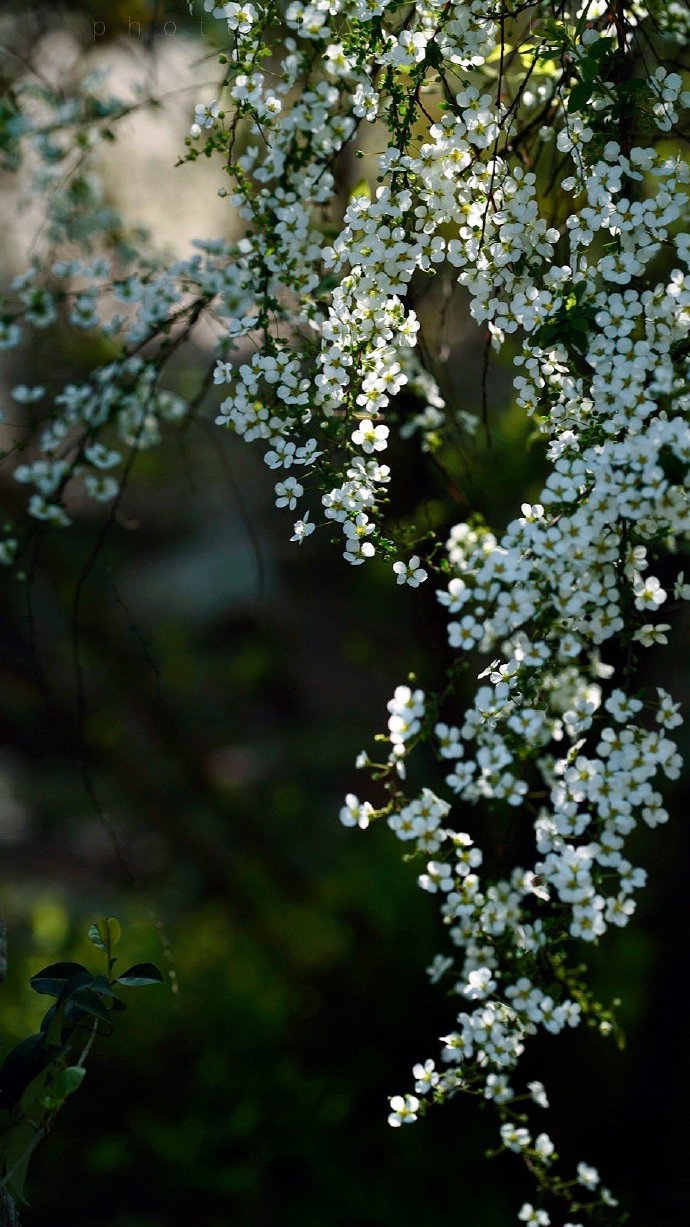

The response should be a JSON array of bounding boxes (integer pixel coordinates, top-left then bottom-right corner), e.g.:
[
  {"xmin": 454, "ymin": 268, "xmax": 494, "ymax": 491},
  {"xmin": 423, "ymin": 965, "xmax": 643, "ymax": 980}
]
[{"xmin": 2, "ymin": 0, "xmax": 690, "ymax": 1219}]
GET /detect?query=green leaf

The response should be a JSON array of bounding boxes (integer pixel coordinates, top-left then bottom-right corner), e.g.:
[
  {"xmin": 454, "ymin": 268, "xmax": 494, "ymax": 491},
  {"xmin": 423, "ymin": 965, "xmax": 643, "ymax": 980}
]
[
  {"xmin": 3, "ymin": 1121, "xmax": 37, "ymax": 1203},
  {"xmin": 533, "ymin": 322, "xmax": 560, "ymax": 345},
  {"xmin": 580, "ymin": 55, "xmax": 600, "ymax": 83},
  {"xmin": 41, "ymin": 1002, "xmax": 67, "ymax": 1049},
  {"xmin": 568, "ymin": 80, "xmax": 593, "ymax": 113},
  {"xmin": 588, "ymin": 36, "xmax": 614, "ymax": 59},
  {"xmin": 90, "ymin": 975, "xmax": 126, "ymax": 1008},
  {"xmin": 426, "ymin": 39, "xmax": 443, "ymax": 68},
  {"xmin": 87, "ymin": 925, "xmax": 106, "ymax": 952},
  {"xmin": 40, "ymin": 1065, "xmax": 86, "ymax": 1108},
  {"xmin": 88, "ymin": 917, "xmax": 121, "ymax": 954},
  {"xmin": 614, "ymin": 78, "xmax": 650, "ymax": 98},
  {"xmin": 29, "ymin": 963, "xmax": 90, "ymax": 997},
  {"xmin": 69, "ymin": 988, "xmax": 113, "ymax": 1025},
  {"xmin": 116, "ymin": 963, "xmax": 164, "ymax": 987},
  {"xmin": 19, "ymin": 1068, "xmax": 52, "ymax": 1116},
  {"xmin": 0, "ymin": 1035, "xmax": 46, "ymax": 1109},
  {"xmin": 543, "ymin": 18, "xmax": 567, "ymax": 42},
  {"xmin": 54, "ymin": 1066, "xmax": 86, "ymax": 1096}
]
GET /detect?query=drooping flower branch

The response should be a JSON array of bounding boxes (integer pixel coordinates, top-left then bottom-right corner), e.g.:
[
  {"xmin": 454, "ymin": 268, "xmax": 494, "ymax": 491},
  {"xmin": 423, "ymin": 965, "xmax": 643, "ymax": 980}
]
[{"xmin": 1, "ymin": 0, "xmax": 690, "ymax": 1221}]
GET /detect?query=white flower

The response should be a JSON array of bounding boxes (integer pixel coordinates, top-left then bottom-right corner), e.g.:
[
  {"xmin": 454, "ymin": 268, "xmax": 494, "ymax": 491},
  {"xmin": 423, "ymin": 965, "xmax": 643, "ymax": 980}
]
[
  {"xmin": 534, "ymin": 1132, "xmax": 555, "ymax": 1163},
  {"xmin": 387, "ymin": 1094, "xmax": 419, "ymax": 1127},
  {"xmin": 11, "ymin": 384, "xmax": 45, "ymax": 404},
  {"xmin": 351, "ymin": 418, "xmax": 389, "ymax": 454},
  {"xmin": 393, "ymin": 555, "xmax": 427, "ymax": 587},
  {"xmin": 191, "ymin": 99, "xmax": 220, "ymax": 136},
  {"xmin": 633, "ymin": 575, "xmax": 667, "ymax": 611},
  {"xmin": 527, "ymin": 1081, "xmax": 549, "ymax": 1109},
  {"xmin": 418, "ymin": 861, "xmax": 454, "ymax": 894},
  {"xmin": 462, "ymin": 967, "xmax": 496, "ymax": 999},
  {"xmin": 435, "ymin": 723, "xmax": 464, "ymax": 759},
  {"xmin": 275, "ymin": 477, "xmax": 304, "ymax": 510},
  {"xmin": 339, "ymin": 793, "xmax": 373, "ymax": 829},
  {"xmin": 500, "ymin": 1123, "xmax": 531, "ymax": 1152},
  {"xmin": 412, "ymin": 1059, "xmax": 439, "ymax": 1093},
  {"xmin": 291, "ymin": 512, "xmax": 315, "ymax": 544},
  {"xmin": 577, "ymin": 1161, "xmax": 600, "ymax": 1189},
  {"xmin": 518, "ymin": 1206, "xmax": 550, "ymax": 1225},
  {"xmin": 426, "ymin": 954, "xmax": 452, "ymax": 984},
  {"xmin": 223, "ymin": 1, "xmax": 257, "ymax": 32},
  {"xmin": 673, "ymin": 571, "xmax": 690, "ymax": 600},
  {"xmin": 633, "ymin": 623, "xmax": 670, "ymax": 646}
]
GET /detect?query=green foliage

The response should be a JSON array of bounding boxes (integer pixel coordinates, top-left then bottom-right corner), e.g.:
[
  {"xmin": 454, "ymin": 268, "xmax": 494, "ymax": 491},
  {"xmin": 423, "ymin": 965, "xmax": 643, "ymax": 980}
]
[
  {"xmin": 567, "ymin": 39, "xmax": 615, "ymax": 113},
  {"xmin": 533, "ymin": 281, "xmax": 598, "ymax": 359},
  {"xmin": 0, "ymin": 921, "xmax": 161, "ymax": 1205},
  {"xmin": 87, "ymin": 917, "xmax": 121, "ymax": 957}
]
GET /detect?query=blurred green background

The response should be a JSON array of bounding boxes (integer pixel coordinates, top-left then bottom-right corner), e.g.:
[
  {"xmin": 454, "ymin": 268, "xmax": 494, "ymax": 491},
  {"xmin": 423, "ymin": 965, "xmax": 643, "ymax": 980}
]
[{"xmin": 1, "ymin": 3, "xmax": 690, "ymax": 1224}]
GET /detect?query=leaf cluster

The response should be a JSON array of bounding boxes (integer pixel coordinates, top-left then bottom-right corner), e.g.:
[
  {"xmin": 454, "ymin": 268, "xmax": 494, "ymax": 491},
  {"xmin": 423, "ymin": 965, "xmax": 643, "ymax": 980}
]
[{"xmin": 0, "ymin": 919, "xmax": 162, "ymax": 1205}]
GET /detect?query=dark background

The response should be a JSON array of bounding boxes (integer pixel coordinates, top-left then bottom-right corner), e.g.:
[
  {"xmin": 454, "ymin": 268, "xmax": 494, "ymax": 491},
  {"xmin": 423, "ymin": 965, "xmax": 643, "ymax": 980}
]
[{"xmin": 1, "ymin": 3, "xmax": 689, "ymax": 1224}]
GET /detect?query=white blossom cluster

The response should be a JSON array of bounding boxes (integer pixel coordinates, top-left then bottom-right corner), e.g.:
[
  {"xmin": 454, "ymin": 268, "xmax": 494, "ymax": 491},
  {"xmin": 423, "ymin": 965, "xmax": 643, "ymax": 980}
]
[
  {"xmin": 2, "ymin": 246, "xmax": 254, "ymax": 523},
  {"xmin": 2, "ymin": 0, "xmax": 690, "ymax": 1220},
  {"xmin": 0, "ymin": 78, "xmax": 259, "ymax": 530},
  {"xmin": 320, "ymin": 2, "xmax": 688, "ymax": 1223}
]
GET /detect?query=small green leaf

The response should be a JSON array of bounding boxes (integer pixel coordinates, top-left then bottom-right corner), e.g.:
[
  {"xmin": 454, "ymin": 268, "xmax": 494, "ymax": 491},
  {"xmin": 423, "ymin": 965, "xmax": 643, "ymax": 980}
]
[
  {"xmin": 116, "ymin": 963, "xmax": 164, "ymax": 987},
  {"xmin": 568, "ymin": 80, "xmax": 593, "ymax": 113},
  {"xmin": 55, "ymin": 1066, "xmax": 86, "ymax": 1096},
  {"xmin": 87, "ymin": 925, "xmax": 106, "ymax": 952},
  {"xmin": 40, "ymin": 1065, "xmax": 86, "ymax": 1108},
  {"xmin": 88, "ymin": 917, "xmax": 121, "ymax": 954},
  {"xmin": 588, "ymin": 36, "xmax": 614, "ymax": 59}
]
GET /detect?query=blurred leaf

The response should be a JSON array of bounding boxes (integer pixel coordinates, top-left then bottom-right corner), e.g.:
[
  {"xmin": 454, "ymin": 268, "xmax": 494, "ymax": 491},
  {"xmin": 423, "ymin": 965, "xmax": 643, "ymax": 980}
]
[
  {"xmin": 19, "ymin": 1068, "xmax": 51, "ymax": 1116},
  {"xmin": 41, "ymin": 1066, "xmax": 86, "ymax": 1109},
  {"xmin": 3, "ymin": 1121, "xmax": 37, "ymax": 1204},
  {"xmin": 0, "ymin": 1036, "xmax": 46, "ymax": 1111},
  {"xmin": 116, "ymin": 964, "xmax": 164, "ymax": 987},
  {"xmin": 348, "ymin": 178, "xmax": 371, "ymax": 202}
]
